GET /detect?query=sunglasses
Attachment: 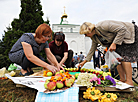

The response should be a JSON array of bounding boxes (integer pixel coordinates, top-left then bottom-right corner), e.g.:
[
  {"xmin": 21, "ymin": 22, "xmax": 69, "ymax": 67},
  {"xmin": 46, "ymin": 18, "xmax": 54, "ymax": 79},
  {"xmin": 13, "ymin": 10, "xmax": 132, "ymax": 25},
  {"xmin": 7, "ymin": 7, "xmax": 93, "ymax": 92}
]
[
  {"xmin": 55, "ymin": 33, "xmax": 63, "ymax": 36},
  {"xmin": 83, "ymin": 23, "xmax": 89, "ymax": 28}
]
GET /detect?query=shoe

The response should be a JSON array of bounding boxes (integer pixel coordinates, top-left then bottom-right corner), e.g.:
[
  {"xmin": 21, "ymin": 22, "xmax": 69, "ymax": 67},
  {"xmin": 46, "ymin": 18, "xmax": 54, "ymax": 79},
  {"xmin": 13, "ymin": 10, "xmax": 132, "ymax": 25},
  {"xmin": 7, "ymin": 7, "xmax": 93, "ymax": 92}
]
[
  {"xmin": 29, "ymin": 71, "xmax": 34, "ymax": 75},
  {"xmin": 8, "ymin": 64, "xmax": 17, "ymax": 71},
  {"xmin": 19, "ymin": 72, "xmax": 30, "ymax": 76},
  {"xmin": 27, "ymin": 68, "xmax": 34, "ymax": 75}
]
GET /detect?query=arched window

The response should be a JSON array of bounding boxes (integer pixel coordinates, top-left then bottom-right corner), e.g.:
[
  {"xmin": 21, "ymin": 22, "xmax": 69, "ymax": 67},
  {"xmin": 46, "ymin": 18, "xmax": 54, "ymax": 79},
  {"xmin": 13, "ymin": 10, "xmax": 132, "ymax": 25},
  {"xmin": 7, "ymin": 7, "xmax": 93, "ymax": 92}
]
[{"xmin": 70, "ymin": 28, "xmax": 73, "ymax": 32}]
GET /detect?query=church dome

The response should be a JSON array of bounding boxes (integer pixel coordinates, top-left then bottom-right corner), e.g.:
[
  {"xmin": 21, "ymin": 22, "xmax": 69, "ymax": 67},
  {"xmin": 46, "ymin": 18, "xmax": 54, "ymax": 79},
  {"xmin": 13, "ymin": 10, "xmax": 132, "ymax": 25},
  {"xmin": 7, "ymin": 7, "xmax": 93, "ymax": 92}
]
[
  {"xmin": 61, "ymin": 13, "xmax": 68, "ymax": 19},
  {"xmin": 61, "ymin": 7, "xmax": 68, "ymax": 19}
]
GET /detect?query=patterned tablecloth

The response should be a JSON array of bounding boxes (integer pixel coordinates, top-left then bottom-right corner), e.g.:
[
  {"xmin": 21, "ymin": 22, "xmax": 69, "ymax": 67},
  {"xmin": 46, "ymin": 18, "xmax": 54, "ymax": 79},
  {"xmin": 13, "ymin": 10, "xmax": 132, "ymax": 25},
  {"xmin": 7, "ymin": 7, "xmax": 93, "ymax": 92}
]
[{"xmin": 35, "ymin": 87, "xmax": 79, "ymax": 102}]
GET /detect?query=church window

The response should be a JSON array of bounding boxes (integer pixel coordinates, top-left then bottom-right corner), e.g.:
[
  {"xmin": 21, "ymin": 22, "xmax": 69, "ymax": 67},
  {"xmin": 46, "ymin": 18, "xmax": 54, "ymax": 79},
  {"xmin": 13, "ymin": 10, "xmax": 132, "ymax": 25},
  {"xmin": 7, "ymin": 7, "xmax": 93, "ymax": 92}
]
[{"xmin": 70, "ymin": 28, "xmax": 73, "ymax": 32}]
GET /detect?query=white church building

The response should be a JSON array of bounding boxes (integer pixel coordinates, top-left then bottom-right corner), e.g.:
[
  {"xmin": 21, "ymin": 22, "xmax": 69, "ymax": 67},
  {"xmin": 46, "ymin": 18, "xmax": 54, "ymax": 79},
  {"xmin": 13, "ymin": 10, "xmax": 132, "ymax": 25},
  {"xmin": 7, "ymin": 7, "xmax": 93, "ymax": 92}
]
[{"xmin": 52, "ymin": 9, "xmax": 92, "ymax": 56}]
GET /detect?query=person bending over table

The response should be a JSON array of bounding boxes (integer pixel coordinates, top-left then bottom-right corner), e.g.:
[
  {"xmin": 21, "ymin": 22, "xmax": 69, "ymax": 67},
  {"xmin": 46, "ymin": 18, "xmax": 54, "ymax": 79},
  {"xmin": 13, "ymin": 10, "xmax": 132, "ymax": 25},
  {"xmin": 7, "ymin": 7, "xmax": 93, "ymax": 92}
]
[
  {"xmin": 49, "ymin": 32, "xmax": 73, "ymax": 68},
  {"xmin": 9, "ymin": 23, "xmax": 63, "ymax": 76},
  {"xmin": 78, "ymin": 20, "xmax": 138, "ymax": 86}
]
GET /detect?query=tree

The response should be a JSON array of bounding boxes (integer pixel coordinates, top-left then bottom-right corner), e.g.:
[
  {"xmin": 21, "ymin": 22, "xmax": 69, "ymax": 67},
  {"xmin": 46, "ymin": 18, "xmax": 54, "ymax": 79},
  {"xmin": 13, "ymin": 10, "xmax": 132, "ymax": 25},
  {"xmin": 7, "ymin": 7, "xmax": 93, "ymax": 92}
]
[
  {"xmin": 12, "ymin": 0, "xmax": 44, "ymax": 32},
  {"xmin": 0, "ymin": 0, "xmax": 45, "ymax": 68}
]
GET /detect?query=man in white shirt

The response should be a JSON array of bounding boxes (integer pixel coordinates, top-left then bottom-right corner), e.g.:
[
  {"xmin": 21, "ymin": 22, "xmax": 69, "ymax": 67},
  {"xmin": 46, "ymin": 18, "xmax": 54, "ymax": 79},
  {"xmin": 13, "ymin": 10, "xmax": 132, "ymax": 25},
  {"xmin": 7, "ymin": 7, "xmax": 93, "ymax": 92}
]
[{"xmin": 93, "ymin": 49, "xmax": 101, "ymax": 68}]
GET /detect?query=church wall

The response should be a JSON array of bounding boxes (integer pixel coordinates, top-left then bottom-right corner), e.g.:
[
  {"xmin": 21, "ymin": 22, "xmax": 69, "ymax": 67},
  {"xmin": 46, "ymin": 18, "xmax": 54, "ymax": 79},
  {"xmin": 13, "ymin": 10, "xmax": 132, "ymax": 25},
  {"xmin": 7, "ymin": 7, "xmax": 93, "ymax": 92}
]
[
  {"xmin": 52, "ymin": 24, "xmax": 92, "ymax": 57},
  {"xmin": 52, "ymin": 24, "xmax": 80, "ymax": 33},
  {"xmin": 65, "ymin": 32, "xmax": 85, "ymax": 55}
]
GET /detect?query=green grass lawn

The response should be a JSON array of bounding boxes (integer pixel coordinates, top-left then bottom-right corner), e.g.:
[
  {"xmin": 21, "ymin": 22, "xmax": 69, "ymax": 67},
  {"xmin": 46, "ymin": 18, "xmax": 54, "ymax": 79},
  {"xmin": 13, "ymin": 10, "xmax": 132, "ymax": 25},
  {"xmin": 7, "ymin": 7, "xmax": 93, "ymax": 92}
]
[{"xmin": 0, "ymin": 67, "xmax": 138, "ymax": 102}]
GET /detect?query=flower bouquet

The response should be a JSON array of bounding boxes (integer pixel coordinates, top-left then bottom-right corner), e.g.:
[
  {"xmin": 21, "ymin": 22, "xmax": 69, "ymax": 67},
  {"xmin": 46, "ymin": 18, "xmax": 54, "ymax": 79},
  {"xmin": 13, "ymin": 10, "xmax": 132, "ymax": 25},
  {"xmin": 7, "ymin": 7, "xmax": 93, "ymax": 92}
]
[{"xmin": 90, "ymin": 75, "xmax": 116, "ymax": 88}]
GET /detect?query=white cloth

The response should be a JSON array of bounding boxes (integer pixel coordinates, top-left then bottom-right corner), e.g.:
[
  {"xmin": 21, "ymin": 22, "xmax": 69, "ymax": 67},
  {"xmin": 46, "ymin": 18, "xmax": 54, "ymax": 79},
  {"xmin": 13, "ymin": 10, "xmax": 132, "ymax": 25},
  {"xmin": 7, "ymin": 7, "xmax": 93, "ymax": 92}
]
[{"xmin": 95, "ymin": 51, "xmax": 98, "ymax": 58}]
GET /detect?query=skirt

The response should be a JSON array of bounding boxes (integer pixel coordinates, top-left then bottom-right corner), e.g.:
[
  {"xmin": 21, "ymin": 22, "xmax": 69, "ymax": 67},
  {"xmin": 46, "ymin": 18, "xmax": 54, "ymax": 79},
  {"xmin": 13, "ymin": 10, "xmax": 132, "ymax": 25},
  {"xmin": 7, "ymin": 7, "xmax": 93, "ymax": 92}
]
[{"xmin": 116, "ymin": 25, "xmax": 138, "ymax": 62}]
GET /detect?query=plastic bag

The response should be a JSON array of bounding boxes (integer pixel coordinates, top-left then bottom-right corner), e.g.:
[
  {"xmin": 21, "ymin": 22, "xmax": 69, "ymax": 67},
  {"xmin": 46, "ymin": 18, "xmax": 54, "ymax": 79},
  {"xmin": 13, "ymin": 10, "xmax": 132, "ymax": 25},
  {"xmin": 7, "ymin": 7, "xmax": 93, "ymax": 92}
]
[{"xmin": 105, "ymin": 51, "xmax": 123, "ymax": 70}]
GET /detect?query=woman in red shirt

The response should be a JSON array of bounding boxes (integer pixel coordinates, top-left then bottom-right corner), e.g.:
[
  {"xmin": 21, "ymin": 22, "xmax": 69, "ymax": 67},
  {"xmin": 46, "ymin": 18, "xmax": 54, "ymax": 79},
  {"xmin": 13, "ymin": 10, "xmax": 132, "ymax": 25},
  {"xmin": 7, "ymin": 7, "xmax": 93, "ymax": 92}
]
[{"xmin": 49, "ymin": 32, "xmax": 73, "ymax": 68}]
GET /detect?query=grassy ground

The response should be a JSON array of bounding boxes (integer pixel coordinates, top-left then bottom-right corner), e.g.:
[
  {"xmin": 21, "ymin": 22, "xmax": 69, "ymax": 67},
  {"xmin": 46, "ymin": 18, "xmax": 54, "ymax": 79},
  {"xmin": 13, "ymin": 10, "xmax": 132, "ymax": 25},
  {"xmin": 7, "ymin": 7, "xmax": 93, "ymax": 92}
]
[{"xmin": 0, "ymin": 67, "xmax": 138, "ymax": 102}]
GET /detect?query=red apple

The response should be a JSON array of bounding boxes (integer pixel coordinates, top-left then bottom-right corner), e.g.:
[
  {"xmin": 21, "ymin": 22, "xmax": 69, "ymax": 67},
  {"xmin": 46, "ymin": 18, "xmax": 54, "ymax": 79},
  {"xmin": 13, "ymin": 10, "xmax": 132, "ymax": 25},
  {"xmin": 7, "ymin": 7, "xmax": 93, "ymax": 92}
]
[
  {"xmin": 47, "ymin": 82, "xmax": 56, "ymax": 91},
  {"xmin": 54, "ymin": 74, "xmax": 62, "ymax": 80},
  {"xmin": 55, "ymin": 72, "xmax": 60, "ymax": 75}
]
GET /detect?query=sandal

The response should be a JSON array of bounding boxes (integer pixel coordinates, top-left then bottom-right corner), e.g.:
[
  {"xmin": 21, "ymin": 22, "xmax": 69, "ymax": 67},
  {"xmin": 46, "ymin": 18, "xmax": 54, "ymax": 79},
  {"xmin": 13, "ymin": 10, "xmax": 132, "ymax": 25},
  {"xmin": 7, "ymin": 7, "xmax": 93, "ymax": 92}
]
[
  {"xmin": 27, "ymin": 68, "xmax": 34, "ymax": 75},
  {"xmin": 19, "ymin": 72, "xmax": 30, "ymax": 76}
]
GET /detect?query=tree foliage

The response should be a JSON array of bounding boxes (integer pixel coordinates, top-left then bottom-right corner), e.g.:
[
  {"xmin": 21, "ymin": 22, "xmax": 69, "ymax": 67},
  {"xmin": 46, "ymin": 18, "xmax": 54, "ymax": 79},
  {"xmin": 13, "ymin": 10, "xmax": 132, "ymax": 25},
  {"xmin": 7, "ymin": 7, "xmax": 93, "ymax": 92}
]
[
  {"xmin": 0, "ymin": 0, "xmax": 45, "ymax": 68},
  {"xmin": 12, "ymin": 0, "xmax": 44, "ymax": 32}
]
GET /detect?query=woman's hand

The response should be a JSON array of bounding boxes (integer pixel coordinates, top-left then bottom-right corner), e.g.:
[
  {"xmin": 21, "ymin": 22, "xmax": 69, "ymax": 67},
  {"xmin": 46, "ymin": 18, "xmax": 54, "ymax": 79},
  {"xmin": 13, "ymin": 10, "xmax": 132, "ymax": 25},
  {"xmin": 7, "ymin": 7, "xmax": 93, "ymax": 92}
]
[
  {"xmin": 46, "ymin": 65, "xmax": 60, "ymax": 74},
  {"xmin": 78, "ymin": 60, "xmax": 87, "ymax": 68},
  {"xmin": 109, "ymin": 43, "xmax": 116, "ymax": 52},
  {"xmin": 56, "ymin": 63, "xmax": 65, "ymax": 72}
]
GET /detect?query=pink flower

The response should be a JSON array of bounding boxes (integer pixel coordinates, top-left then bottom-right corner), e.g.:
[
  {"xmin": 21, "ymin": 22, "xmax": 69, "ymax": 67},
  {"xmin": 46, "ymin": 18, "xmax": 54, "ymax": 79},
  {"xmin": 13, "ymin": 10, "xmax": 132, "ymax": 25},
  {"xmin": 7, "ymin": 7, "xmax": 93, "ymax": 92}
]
[
  {"xmin": 97, "ymin": 78, "xmax": 101, "ymax": 85},
  {"xmin": 90, "ymin": 77, "xmax": 101, "ymax": 85},
  {"xmin": 90, "ymin": 77, "xmax": 97, "ymax": 82}
]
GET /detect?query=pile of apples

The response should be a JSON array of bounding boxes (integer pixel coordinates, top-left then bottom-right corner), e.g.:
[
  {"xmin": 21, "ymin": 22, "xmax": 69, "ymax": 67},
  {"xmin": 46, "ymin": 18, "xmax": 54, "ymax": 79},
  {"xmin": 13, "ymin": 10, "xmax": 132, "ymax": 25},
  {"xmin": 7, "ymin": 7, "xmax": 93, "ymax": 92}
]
[
  {"xmin": 44, "ymin": 72, "xmax": 75, "ymax": 91},
  {"xmin": 43, "ymin": 70, "xmax": 64, "ymax": 77}
]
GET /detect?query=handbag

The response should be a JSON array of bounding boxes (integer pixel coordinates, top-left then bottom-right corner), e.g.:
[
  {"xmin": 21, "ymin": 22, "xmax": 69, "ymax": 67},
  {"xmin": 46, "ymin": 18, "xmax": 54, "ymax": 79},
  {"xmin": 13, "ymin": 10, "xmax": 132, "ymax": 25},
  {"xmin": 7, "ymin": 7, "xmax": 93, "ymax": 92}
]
[{"xmin": 105, "ymin": 51, "xmax": 123, "ymax": 70}]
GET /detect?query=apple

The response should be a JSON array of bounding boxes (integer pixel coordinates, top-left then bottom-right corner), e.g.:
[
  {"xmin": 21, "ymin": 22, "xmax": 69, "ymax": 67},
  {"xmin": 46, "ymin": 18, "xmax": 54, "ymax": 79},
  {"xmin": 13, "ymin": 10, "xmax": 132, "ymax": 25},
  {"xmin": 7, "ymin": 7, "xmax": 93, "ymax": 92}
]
[
  {"xmin": 47, "ymin": 72, "xmax": 53, "ymax": 76},
  {"xmin": 68, "ymin": 68, "xmax": 70, "ymax": 72},
  {"xmin": 65, "ymin": 68, "xmax": 69, "ymax": 72},
  {"xmin": 45, "ymin": 79, "xmax": 50, "ymax": 83},
  {"xmin": 64, "ymin": 68, "xmax": 68, "ymax": 71},
  {"xmin": 44, "ymin": 81, "xmax": 49, "ymax": 89},
  {"xmin": 60, "ymin": 70, "xmax": 64, "ymax": 73},
  {"xmin": 71, "ymin": 75, "xmax": 75, "ymax": 81},
  {"xmin": 73, "ymin": 68, "xmax": 76, "ymax": 72},
  {"xmin": 54, "ymin": 74, "xmax": 62, "ymax": 80},
  {"xmin": 83, "ymin": 68, "xmax": 86, "ymax": 72},
  {"xmin": 55, "ymin": 72, "xmax": 60, "ymax": 75},
  {"xmin": 80, "ymin": 68, "xmax": 83, "ymax": 72},
  {"xmin": 56, "ymin": 81, "xmax": 64, "ymax": 88},
  {"xmin": 47, "ymin": 82, "xmax": 56, "ymax": 91},
  {"xmin": 69, "ymin": 78, "xmax": 75, "ymax": 83},
  {"xmin": 65, "ymin": 79, "xmax": 73, "ymax": 87},
  {"xmin": 76, "ymin": 68, "xmax": 79, "ymax": 71},
  {"xmin": 70, "ymin": 68, "xmax": 74, "ymax": 72}
]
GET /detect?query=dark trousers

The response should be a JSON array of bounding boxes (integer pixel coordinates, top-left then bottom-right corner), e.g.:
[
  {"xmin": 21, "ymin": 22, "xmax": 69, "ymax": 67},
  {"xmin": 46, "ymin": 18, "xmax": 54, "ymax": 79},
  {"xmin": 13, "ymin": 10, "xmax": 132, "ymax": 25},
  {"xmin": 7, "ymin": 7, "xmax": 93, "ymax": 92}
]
[
  {"xmin": 101, "ymin": 58, "xmax": 105, "ymax": 65},
  {"xmin": 94, "ymin": 58, "xmax": 100, "ymax": 68},
  {"xmin": 55, "ymin": 50, "xmax": 73, "ymax": 68},
  {"xmin": 21, "ymin": 47, "xmax": 45, "ymax": 70}
]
